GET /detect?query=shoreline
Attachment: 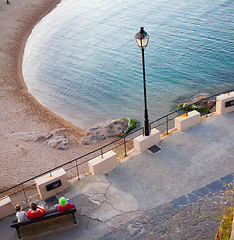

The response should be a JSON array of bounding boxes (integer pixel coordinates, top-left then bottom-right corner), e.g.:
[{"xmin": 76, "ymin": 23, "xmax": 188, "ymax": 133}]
[
  {"xmin": 0, "ymin": 0, "xmax": 85, "ymax": 137},
  {"xmin": 16, "ymin": 0, "xmax": 86, "ymax": 136},
  {"xmin": 1, "ymin": 0, "xmax": 233, "ymax": 190},
  {"xmin": 0, "ymin": 0, "xmax": 91, "ymax": 188}
]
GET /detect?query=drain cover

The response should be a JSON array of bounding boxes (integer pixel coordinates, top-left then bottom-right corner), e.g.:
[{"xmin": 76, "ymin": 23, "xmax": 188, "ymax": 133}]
[{"xmin": 148, "ymin": 145, "xmax": 161, "ymax": 153}]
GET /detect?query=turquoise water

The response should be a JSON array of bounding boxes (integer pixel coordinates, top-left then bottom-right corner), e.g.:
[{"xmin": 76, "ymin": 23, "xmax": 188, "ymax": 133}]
[{"xmin": 23, "ymin": 0, "xmax": 234, "ymax": 130}]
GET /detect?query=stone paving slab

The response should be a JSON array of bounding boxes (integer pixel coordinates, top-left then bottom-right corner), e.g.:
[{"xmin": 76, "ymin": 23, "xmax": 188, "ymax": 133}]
[{"xmin": 99, "ymin": 173, "xmax": 234, "ymax": 240}]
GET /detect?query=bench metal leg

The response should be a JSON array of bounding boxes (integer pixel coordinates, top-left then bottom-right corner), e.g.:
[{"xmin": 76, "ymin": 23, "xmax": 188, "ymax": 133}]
[
  {"xmin": 72, "ymin": 212, "xmax": 77, "ymax": 224},
  {"xmin": 16, "ymin": 227, "xmax": 21, "ymax": 239}
]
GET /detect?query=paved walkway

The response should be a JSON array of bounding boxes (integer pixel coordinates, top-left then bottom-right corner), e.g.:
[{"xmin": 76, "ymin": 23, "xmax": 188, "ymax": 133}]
[
  {"xmin": 1, "ymin": 112, "xmax": 234, "ymax": 239},
  {"xmin": 99, "ymin": 173, "xmax": 234, "ymax": 240}
]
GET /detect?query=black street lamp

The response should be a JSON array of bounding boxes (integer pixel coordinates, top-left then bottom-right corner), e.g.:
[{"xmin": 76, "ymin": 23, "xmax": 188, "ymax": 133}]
[{"xmin": 135, "ymin": 27, "xmax": 150, "ymax": 136}]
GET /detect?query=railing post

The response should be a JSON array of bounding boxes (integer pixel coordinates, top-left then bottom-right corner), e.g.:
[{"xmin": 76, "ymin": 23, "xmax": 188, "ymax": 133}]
[
  {"xmin": 2, "ymin": 89, "xmax": 234, "ymax": 202},
  {"xmin": 22, "ymin": 184, "xmax": 28, "ymax": 203},
  {"xmin": 206, "ymin": 100, "xmax": 209, "ymax": 117},
  {"xmin": 124, "ymin": 137, "xmax": 127, "ymax": 156},
  {"xmin": 166, "ymin": 116, "xmax": 169, "ymax": 134},
  {"xmin": 75, "ymin": 160, "xmax": 80, "ymax": 181}
]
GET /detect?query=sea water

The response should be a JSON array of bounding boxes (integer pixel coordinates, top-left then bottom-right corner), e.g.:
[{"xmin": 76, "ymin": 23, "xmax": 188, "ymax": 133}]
[{"xmin": 23, "ymin": 0, "xmax": 234, "ymax": 130}]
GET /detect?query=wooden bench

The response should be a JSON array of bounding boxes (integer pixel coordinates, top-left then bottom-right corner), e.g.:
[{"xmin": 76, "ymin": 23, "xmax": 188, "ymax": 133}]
[{"xmin": 10, "ymin": 206, "xmax": 77, "ymax": 239}]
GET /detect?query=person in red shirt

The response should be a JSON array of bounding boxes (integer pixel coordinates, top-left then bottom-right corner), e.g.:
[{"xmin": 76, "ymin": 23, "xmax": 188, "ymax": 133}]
[
  {"xmin": 27, "ymin": 202, "xmax": 45, "ymax": 219},
  {"xmin": 56, "ymin": 197, "xmax": 73, "ymax": 211}
]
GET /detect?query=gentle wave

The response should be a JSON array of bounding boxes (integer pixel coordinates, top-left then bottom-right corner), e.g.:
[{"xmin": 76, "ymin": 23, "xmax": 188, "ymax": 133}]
[{"xmin": 23, "ymin": 0, "xmax": 234, "ymax": 130}]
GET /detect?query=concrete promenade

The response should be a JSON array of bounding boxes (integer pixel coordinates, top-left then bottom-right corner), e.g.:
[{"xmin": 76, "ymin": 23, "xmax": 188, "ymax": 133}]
[{"xmin": 1, "ymin": 112, "xmax": 234, "ymax": 239}]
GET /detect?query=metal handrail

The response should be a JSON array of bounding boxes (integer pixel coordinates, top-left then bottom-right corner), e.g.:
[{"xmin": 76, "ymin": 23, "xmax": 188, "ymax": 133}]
[
  {"xmin": 1, "ymin": 89, "xmax": 233, "ymax": 198},
  {"xmin": 150, "ymin": 89, "xmax": 231, "ymax": 124}
]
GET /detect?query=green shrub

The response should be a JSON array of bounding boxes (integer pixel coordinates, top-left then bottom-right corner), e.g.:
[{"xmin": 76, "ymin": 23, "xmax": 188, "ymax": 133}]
[
  {"xmin": 125, "ymin": 118, "xmax": 137, "ymax": 135},
  {"xmin": 178, "ymin": 103, "xmax": 209, "ymax": 114},
  {"xmin": 119, "ymin": 118, "xmax": 137, "ymax": 137},
  {"xmin": 217, "ymin": 182, "xmax": 234, "ymax": 240},
  {"xmin": 219, "ymin": 207, "xmax": 233, "ymax": 240}
]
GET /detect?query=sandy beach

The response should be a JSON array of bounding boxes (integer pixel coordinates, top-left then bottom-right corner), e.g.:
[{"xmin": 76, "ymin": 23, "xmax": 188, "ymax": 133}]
[{"xmin": 0, "ymin": 0, "xmax": 100, "ymax": 189}]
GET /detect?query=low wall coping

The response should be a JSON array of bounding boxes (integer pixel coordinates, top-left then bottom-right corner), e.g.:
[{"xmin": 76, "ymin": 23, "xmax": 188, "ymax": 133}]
[
  {"xmin": 88, "ymin": 150, "xmax": 117, "ymax": 175},
  {"xmin": 89, "ymin": 150, "xmax": 116, "ymax": 165},
  {"xmin": 176, "ymin": 110, "xmax": 200, "ymax": 121},
  {"xmin": 35, "ymin": 168, "xmax": 66, "ymax": 185},
  {"xmin": 217, "ymin": 91, "xmax": 234, "ymax": 101},
  {"xmin": 0, "ymin": 196, "xmax": 11, "ymax": 207},
  {"xmin": 175, "ymin": 110, "xmax": 201, "ymax": 131},
  {"xmin": 216, "ymin": 91, "xmax": 234, "ymax": 115},
  {"xmin": 134, "ymin": 128, "xmax": 160, "ymax": 143}
]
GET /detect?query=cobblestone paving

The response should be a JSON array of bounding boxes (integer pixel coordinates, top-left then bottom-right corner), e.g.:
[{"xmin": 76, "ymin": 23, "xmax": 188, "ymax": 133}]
[{"xmin": 99, "ymin": 173, "xmax": 234, "ymax": 240}]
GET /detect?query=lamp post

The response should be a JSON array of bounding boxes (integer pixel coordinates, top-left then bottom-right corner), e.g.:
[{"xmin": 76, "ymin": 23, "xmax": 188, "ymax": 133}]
[{"xmin": 135, "ymin": 27, "xmax": 150, "ymax": 136}]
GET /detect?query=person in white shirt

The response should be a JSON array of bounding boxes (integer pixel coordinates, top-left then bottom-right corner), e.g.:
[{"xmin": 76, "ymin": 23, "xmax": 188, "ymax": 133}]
[{"xmin": 15, "ymin": 204, "xmax": 28, "ymax": 222}]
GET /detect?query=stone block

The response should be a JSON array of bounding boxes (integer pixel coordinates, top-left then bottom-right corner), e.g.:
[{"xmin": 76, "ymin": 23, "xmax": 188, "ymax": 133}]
[
  {"xmin": 216, "ymin": 91, "xmax": 234, "ymax": 115},
  {"xmin": 0, "ymin": 196, "xmax": 15, "ymax": 219},
  {"xmin": 88, "ymin": 150, "xmax": 117, "ymax": 175},
  {"xmin": 133, "ymin": 128, "xmax": 160, "ymax": 152},
  {"xmin": 35, "ymin": 168, "xmax": 69, "ymax": 200},
  {"xmin": 175, "ymin": 110, "xmax": 200, "ymax": 131}
]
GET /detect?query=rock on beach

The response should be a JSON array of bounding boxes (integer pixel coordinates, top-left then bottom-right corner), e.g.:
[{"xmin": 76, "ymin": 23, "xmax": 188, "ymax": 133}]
[
  {"xmin": 82, "ymin": 118, "xmax": 129, "ymax": 145},
  {"xmin": 11, "ymin": 128, "xmax": 69, "ymax": 150}
]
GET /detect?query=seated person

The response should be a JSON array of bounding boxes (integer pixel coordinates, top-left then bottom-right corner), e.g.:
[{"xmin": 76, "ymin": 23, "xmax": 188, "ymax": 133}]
[
  {"xmin": 56, "ymin": 197, "xmax": 73, "ymax": 211},
  {"xmin": 27, "ymin": 202, "xmax": 45, "ymax": 219},
  {"xmin": 14, "ymin": 204, "xmax": 28, "ymax": 222}
]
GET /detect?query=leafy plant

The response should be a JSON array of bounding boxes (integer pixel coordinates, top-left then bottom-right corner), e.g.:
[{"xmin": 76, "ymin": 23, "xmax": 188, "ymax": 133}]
[
  {"xmin": 216, "ymin": 182, "xmax": 234, "ymax": 240},
  {"xmin": 199, "ymin": 182, "xmax": 234, "ymax": 240},
  {"xmin": 219, "ymin": 207, "xmax": 233, "ymax": 239},
  {"xmin": 119, "ymin": 118, "xmax": 138, "ymax": 137},
  {"xmin": 178, "ymin": 103, "xmax": 210, "ymax": 114},
  {"xmin": 124, "ymin": 118, "xmax": 137, "ymax": 135}
]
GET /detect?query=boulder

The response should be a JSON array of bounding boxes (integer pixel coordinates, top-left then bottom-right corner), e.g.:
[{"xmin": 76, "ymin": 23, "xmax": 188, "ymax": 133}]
[
  {"xmin": 49, "ymin": 128, "xmax": 67, "ymax": 135},
  {"xmin": 11, "ymin": 129, "xmax": 69, "ymax": 150},
  {"xmin": 11, "ymin": 131, "xmax": 45, "ymax": 142},
  {"xmin": 82, "ymin": 118, "xmax": 129, "ymax": 145},
  {"xmin": 34, "ymin": 133, "xmax": 45, "ymax": 142},
  {"xmin": 191, "ymin": 93, "xmax": 210, "ymax": 103},
  {"xmin": 178, "ymin": 93, "xmax": 216, "ymax": 114},
  {"xmin": 47, "ymin": 135, "xmax": 69, "ymax": 150}
]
